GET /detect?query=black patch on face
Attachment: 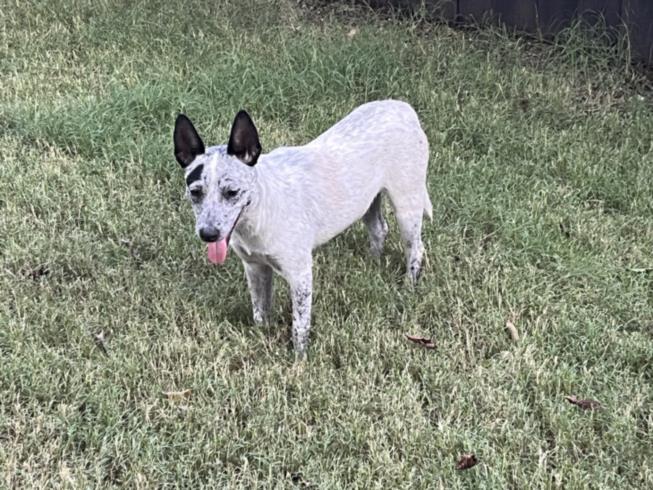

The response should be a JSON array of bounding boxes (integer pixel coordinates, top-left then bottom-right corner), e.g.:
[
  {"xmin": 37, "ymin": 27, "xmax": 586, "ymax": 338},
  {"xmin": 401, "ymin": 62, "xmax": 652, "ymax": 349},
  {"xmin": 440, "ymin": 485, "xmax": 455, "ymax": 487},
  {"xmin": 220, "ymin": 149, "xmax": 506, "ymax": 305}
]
[{"xmin": 185, "ymin": 164, "xmax": 204, "ymax": 186}]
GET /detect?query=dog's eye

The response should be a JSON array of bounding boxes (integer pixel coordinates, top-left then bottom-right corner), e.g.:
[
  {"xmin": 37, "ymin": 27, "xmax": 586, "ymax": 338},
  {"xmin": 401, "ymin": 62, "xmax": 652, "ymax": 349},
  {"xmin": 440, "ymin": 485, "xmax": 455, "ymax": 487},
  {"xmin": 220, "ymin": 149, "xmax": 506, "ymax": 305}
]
[
  {"xmin": 223, "ymin": 189, "xmax": 238, "ymax": 199},
  {"xmin": 189, "ymin": 188, "xmax": 203, "ymax": 200}
]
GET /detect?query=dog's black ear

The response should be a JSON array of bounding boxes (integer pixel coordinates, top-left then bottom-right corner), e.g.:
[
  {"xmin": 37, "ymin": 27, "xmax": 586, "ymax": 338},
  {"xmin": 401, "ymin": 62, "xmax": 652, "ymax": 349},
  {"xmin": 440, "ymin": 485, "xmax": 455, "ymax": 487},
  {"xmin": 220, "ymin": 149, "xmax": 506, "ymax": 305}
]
[
  {"xmin": 227, "ymin": 110, "xmax": 261, "ymax": 166},
  {"xmin": 174, "ymin": 114, "xmax": 205, "ymax": 168}
]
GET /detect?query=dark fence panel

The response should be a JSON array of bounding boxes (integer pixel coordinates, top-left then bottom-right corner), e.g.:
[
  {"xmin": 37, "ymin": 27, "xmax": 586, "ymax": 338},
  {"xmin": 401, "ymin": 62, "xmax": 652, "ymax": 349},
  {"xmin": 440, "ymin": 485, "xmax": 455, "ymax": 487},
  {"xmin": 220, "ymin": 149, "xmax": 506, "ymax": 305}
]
[
  {"xmin": 457, "ymin": 0, "xmax": 492, "ymax": 20},
  {"xmin": 577, "ymin": 0, "xmax": 621, "ymax": 26},
  {"xmin": 367, "ymin": 0, "xmax": 456, "ymax": 18},
  {"xmin": 494, "ymin": 0, "xmax": 538, "ymax": 31},
  {"xmin": 365, "ymin": 0, "xmax": 653, "ymax": 62},
  {"xmin": 623, "ymin": 0, "xmax": 653, "ymax": 61}
]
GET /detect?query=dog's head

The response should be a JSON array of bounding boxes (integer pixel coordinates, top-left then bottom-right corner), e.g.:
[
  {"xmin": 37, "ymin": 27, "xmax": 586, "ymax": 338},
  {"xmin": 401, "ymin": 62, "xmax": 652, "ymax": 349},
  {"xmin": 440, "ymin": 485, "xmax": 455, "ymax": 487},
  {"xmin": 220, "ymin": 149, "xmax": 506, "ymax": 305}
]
[{"xmin": 173, "ymin": 110, "xmax": 262, "ymax": 264}]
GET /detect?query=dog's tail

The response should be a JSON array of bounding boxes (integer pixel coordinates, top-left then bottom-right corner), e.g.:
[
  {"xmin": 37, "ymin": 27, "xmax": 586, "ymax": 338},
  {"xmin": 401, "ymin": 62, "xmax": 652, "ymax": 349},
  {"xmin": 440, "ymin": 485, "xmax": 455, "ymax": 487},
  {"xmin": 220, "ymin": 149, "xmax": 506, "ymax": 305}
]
[{"xmin": 423, "ymin": 187, "xmax": 433, "ymax": 221}]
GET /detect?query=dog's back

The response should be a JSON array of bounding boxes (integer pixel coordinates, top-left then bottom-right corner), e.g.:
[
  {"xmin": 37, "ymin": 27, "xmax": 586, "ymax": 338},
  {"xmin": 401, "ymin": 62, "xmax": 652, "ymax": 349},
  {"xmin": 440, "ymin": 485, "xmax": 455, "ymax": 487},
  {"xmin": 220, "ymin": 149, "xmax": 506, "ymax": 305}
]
[
  {"xmin": 256, "ymin": 100, "xmax": 431, "ymax": 247},
  {"xmin": 311, "ymin": 99, "xmax": 431, "ymax": 217}
]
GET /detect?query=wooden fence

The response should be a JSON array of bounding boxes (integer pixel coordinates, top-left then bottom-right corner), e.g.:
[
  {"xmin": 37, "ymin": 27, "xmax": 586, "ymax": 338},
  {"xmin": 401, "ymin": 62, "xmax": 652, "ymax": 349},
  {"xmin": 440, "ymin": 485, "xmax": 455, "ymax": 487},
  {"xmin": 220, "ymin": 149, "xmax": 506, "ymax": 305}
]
[{"xmin": 365, "ymin": 1, "xmax": 653, "ymax": 62}]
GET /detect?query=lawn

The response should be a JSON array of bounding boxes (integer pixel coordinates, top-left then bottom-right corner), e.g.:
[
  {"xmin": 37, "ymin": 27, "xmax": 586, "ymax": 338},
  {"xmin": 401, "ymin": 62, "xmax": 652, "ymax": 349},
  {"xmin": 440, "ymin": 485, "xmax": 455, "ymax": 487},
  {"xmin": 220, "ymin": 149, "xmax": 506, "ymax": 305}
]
[{"xmin": 1, "ymin": 0, "xmax": 652, "ymax": 487}]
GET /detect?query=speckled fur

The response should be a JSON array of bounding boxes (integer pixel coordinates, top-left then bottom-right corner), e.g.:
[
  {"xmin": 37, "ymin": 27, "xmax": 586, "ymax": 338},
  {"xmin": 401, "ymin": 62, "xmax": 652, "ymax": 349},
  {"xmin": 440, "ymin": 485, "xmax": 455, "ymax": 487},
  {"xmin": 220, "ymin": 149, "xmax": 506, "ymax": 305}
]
[{"xmin": 178, "ymin": 100, "xmax": 432, "ymax": 358}]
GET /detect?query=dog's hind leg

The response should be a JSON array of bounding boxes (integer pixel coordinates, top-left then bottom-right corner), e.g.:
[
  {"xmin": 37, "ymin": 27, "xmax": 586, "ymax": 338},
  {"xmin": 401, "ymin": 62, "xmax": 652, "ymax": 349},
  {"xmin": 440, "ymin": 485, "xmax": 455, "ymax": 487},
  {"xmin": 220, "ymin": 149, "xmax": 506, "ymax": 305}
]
[
  {"xmin": 244, "ymin": 262, "xmax": 274, "ymax": 324},
  {"xmin": 362, "ymin": 192, "xmax": 388, "ymax": 258},
  {"xmin": 386, "ymin": 190, "xmax": 426, "ymax": 284},
  {"xmin": 398, "ymin": 211, "xmax": 425, "ymax": 284}
]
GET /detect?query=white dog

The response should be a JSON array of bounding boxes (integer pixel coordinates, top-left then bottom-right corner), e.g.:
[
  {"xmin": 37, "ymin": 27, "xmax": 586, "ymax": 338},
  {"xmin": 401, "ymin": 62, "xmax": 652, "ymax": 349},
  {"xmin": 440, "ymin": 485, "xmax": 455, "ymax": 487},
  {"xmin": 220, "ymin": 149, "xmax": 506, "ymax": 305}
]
[{"xmin": 173, "ymin": 100, "xmax": 432, "ymax": 357}]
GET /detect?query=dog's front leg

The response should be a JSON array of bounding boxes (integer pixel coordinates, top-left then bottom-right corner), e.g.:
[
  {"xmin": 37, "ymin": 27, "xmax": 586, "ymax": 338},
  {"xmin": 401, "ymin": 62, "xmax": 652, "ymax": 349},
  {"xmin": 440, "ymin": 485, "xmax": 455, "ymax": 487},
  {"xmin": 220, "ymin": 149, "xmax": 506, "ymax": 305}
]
[
  {"xmin": 243, "ymin": 262, "xmax": 273, "ymax": 325},
  {"xmin": 287, "ymin": 265, "xmax": 313, "ymax": 359}
]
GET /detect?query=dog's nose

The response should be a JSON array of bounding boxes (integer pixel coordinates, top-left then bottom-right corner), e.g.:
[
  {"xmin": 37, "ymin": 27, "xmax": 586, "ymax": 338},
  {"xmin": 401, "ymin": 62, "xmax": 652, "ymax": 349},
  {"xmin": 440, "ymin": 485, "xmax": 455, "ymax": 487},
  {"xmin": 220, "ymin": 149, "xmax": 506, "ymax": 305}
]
[{"xmin": 199, "ymin": 227, "xmax": 220, "ymax": 242}]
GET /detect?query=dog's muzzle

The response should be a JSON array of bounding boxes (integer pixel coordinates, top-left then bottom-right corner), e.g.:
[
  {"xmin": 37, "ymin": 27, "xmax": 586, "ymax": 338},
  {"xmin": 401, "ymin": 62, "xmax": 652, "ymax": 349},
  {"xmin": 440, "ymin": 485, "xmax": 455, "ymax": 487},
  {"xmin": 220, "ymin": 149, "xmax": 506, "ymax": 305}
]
[{"xmin": 203, "ymin": 204, "xmax": 249, "ymax": 265}]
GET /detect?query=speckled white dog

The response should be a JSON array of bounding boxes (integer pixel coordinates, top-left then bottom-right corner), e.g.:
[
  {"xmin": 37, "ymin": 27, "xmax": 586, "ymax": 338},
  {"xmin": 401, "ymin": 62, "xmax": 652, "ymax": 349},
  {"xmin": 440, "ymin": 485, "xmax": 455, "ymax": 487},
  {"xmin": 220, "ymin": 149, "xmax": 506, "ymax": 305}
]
[{"xmin": 173, "ymin": 100, "xmax": 432, "ymax": 358}]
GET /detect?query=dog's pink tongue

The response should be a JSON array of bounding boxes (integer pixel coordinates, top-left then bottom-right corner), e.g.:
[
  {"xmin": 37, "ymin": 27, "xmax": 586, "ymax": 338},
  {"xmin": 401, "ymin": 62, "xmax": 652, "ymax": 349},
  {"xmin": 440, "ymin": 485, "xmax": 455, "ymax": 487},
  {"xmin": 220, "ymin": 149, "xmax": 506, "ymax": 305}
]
[{"xmin": 207, "ymin": 239, "xmax": 228, "ymax": 265}]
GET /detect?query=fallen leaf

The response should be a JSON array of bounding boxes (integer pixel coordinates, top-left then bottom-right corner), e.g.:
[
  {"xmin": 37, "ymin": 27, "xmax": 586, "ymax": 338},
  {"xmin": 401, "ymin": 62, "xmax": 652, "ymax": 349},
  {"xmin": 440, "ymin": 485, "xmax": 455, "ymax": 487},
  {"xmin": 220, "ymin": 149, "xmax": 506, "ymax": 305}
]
[
  {"xmin": 22, "ymin": 265, "xmax": 50, "ymax": 280},
  {"xmin": 505, "ymin": 318, "xmax": 519, "ymax": 342},
  {"xmin": 59, "ymin": 462, "xmax": 73, "ymax": 484},
  {"xmin": 456, "ymin": 453, "xmax": 478, "ymax": 470},
  {"xmin": 559, "ymin": 221, "xmax": 571, "ymax": 238},
  {"xmin": 92, "ymin": 331, "xmax": 109, "ymax": 356},
  {"xmin": 626, "ymin": 267, "xmax": 653, "ymax": 273},
  {"xmin": 566, "ymin": 395, "xmax": 601, "ymax": 410},
  {"xmin": 405, "ymin": 334, "xmax": 436, "ymax": 349},
  {"xmin": 290, "ymin": 471, "xmax": 312, "ymax": 488},
  {"xmin": 347, "ymin": 27, "xmax": 359, "ymax": 39},
  {"xmin": 162, "ymin": 389, "xmax": 192, "ymax": 401}
]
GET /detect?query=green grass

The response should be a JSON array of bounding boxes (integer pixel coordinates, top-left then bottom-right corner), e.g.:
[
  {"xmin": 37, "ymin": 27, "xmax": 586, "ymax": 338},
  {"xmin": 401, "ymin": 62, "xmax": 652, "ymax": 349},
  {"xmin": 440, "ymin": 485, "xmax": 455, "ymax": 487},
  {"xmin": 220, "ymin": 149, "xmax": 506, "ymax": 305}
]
[{"xmin": 1, "ymin": 0, "xmax": 652, "ymax": 487}]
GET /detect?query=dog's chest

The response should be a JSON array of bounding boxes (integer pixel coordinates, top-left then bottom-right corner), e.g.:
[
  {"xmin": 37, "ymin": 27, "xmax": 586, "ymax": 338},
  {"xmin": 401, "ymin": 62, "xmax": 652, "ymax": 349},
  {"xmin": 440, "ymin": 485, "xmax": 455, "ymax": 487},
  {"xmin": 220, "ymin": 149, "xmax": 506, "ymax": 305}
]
[{"xmin": 231, "ymin": 241, "xmax": 281, "ymax": 272}]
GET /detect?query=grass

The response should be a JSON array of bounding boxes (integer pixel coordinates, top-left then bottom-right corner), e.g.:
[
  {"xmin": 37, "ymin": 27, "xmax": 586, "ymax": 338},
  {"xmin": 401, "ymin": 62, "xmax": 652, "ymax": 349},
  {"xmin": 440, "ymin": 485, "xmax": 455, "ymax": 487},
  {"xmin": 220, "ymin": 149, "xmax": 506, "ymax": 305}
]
[{"xmin": 1, "ymin": 0, "xmax": 652, "ymax": 487}]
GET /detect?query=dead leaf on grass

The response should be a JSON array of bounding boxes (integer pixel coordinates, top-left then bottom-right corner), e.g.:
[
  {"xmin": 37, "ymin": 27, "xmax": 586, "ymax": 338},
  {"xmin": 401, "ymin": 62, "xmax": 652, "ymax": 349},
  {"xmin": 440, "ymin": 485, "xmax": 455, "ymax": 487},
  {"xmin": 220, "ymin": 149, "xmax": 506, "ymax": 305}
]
[
  {"xmin": 162, "ymin": 389, "xmax": 192, "ymax": 401},
  {"xmin": 405, "ymin": 334, "xmax": 436, "ymax": 349},
  {"xmin": 456, "ymin": 453, "xmax": 478, "ymax": 470},
  {"xmin": 566, "ymin": 395, "xmax": 601, "ymax": 410},
  {"xmin": 92, "ymin": 331, "xmax": 109, "ymax": 356},
  {"xmin": 22, "ymin": 264, "xmax": 50, "ymax": 280},
  {"xmin": 559, "ymin": 221, "xmax": 571, "ymax": 239},
  {"xmin": 505, "ymin": 318, "xmax": 520, "ymax": 342},
  {"xmin": 289, "ymin": 471, "xmax": 313, "ymax": 488},
  {"xmin": 626, "ymin": 267, "xmax": 653, "ymax": 273},
  {"xmin": 59, "ymin": 462, "xmax": 74, "ymax": 484}
]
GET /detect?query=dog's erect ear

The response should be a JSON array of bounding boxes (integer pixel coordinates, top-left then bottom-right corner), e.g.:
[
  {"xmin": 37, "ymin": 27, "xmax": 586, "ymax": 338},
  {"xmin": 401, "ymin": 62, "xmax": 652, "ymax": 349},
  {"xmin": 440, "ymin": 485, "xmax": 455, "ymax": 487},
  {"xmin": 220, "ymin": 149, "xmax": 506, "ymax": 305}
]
[
  {"xmin": 227, "ymin": 110, "xmax": 261, "ymax": 166},
  {"xmin": 174, "ymin": 114, "xmax": 205, "ymax": 168}
]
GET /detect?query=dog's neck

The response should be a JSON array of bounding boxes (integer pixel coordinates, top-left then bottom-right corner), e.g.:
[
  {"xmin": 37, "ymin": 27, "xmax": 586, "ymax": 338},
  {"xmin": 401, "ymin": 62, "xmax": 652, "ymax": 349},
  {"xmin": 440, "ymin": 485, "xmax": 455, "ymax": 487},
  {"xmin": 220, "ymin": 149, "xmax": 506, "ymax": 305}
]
[{"xmin": 233, "ymin": 156, "xmax": 281, "ymax": 250}]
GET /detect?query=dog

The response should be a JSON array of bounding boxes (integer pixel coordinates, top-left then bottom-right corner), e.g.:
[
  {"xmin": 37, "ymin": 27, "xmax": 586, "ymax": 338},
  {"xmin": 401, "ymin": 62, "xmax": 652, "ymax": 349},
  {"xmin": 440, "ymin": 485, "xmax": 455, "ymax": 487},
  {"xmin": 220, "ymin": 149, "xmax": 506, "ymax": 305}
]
[{"xmin": 173, "ymin": 100, "xmax": 432, "ymax": 358}]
